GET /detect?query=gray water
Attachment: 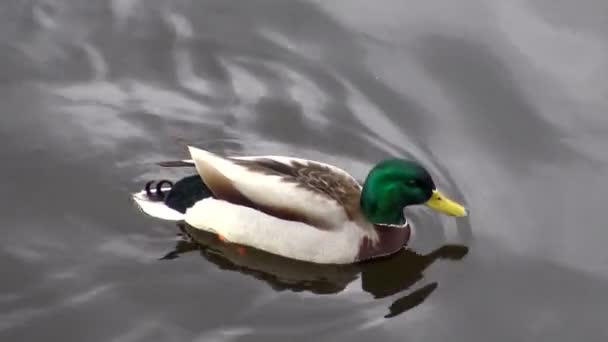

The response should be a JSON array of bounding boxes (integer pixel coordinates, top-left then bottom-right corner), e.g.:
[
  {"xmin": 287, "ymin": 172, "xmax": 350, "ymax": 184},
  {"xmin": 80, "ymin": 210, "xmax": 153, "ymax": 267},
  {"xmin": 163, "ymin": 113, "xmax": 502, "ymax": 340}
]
[{"xmin": 2, "ymin": 1, "xmax": 608, "ymax": 341}]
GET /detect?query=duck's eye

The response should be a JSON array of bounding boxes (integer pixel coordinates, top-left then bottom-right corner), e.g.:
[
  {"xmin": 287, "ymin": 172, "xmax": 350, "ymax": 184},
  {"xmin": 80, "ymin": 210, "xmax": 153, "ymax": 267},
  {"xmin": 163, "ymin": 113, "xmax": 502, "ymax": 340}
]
[{"xmin": 408, "ymin": 179, "xmax": 417, "ymax": 185}]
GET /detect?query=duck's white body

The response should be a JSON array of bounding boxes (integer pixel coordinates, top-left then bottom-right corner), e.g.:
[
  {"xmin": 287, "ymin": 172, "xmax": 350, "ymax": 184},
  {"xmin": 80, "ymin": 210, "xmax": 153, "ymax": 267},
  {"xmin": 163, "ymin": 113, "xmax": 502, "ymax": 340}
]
[
  {"xmin": 184, "ymin": 197, "xmax": 368, "ymax": 264},
  {"xmin": 132, "ymin": 146, "xmax": 411, "ymax": 264}
]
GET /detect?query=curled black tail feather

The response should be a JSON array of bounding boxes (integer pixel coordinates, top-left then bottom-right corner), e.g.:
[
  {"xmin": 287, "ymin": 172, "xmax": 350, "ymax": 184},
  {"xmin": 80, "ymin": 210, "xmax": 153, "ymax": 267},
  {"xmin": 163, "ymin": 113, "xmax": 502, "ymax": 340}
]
[
  {"xmin": 145, "ymin": 180, "xmax": 174, "ymax": 200},
  {"xmin": 145, "ymin": 174, "xmax": 214, "ymax": 213}
]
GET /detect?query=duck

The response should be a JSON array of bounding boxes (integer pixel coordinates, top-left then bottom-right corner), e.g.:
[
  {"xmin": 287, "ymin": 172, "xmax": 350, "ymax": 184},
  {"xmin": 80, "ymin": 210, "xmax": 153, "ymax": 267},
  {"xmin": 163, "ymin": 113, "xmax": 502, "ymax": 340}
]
[{"xmin": 131, "ymin": 146, "xmax": 468, "ymax": 264}]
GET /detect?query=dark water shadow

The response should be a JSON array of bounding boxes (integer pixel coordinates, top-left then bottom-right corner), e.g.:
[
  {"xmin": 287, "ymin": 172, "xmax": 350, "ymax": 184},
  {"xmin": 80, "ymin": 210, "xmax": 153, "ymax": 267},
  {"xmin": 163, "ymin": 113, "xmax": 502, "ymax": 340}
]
[
  {"xmin": 161, "ymin": 222, "xmax": 468, "ymax": 318},
  {"xmin": 385, "ymin": 282, "xmax": 438, "ymax": 318}
]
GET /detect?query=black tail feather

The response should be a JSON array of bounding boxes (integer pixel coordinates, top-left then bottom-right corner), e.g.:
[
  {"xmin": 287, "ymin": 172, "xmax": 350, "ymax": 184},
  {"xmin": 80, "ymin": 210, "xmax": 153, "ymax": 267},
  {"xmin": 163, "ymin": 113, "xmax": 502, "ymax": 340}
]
[
  {"xmin": 157, "ymin": 160, "xmax": 195, "ymax": 167},
  {"xmin": 144, "ymin": 180, "xmax": 173, "ymax": 200},
  {"xmin": 146, "ymin": 174, "xmax": 212, "ymax": 213}
]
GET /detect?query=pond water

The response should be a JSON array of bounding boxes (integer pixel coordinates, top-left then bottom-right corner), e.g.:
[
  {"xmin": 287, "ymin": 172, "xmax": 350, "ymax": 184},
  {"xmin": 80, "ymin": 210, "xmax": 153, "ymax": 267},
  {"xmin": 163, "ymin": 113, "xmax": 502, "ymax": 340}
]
[{"xmin": 1, "ymin": 1, "xmax": 608, "ymax": 341}]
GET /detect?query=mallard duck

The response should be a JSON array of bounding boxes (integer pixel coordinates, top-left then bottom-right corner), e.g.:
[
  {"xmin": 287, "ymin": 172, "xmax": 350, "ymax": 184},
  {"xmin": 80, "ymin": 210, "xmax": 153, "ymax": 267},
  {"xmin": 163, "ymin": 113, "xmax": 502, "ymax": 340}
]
[{"xmin": 132, "ymin": 146, "xmax": 467, "ymax": 264}]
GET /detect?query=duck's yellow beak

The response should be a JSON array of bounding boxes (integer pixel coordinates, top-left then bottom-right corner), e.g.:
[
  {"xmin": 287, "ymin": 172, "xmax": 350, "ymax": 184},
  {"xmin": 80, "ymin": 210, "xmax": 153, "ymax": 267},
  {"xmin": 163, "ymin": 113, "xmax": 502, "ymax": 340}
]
[{"xmin": 424, "ymin": 190, "xmax": 468, "ymax": 217}]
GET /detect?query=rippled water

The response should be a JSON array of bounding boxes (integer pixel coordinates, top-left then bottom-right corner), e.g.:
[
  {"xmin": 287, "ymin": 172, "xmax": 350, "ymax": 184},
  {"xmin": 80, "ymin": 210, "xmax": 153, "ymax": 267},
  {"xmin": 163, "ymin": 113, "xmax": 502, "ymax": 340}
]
[{"xmin": 2, "ymin": 0, "xmax": 608, "ymax": 341}]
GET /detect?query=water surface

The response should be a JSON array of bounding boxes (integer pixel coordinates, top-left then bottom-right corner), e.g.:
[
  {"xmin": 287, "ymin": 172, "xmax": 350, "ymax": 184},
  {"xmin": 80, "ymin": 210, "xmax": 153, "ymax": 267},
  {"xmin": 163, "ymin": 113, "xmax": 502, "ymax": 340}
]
[{"xmin": 2, "ymin": 1, "xmax": 608, "ymax": 341}]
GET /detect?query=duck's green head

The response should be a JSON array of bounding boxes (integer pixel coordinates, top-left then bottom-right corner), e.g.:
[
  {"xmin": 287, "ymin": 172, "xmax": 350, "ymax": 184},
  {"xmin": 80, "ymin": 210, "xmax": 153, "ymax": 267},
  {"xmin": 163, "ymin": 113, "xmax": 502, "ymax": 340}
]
[{"xmin": 360, "ymin": 159, "xmax": 467, "ymax": 225}]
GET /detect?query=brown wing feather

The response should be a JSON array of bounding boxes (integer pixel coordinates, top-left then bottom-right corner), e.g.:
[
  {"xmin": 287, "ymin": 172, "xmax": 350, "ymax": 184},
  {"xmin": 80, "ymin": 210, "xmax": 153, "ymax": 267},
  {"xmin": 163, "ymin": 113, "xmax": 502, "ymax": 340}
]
[
  {"xmin": 232, "ymin": 158, "xmax": 362, "ymax": 220},
  {"xmin": 194, "ymin": 157, "xmax": 336, "ymax": 229}
]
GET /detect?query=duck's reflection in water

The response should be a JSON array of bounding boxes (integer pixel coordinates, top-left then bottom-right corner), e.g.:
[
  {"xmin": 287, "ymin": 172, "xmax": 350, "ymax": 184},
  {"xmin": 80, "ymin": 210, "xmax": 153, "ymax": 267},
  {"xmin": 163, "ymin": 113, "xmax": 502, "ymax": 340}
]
[{"xmin": 162, "ymin": 223, "xmax": 468, "ymax": 318}]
